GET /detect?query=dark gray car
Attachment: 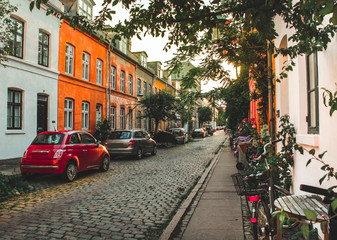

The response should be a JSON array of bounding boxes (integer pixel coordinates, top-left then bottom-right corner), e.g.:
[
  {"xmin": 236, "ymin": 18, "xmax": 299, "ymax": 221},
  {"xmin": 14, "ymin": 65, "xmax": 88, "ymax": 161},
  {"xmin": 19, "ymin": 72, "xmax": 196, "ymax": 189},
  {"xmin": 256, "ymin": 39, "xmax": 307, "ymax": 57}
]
[
  {"xmin": 167, "ymin": 128, "xmax": 189, "ymax": 144},
  {"xmin": 106, "ymin": 129, "xmax": 157, "ymax": 159}
]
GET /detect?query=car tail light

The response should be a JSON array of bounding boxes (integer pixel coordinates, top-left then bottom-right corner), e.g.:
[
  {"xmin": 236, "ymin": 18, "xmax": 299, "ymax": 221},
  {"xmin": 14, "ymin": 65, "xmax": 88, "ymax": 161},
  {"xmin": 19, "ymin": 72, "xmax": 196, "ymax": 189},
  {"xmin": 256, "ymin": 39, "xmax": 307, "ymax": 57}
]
[
  {"xmin": 104, "ymin": 140, "xmax": 107, "ymax": 148},
  {"xmin": 53, "ymin": 150, "xmax": 64, "ymax": 159},
  {"xmin": 128, "ymin": 140, "xmax": 135, "ymax": 146},
  {"xmin": 250, "ymin": 218, "xmax": 257, "ymax": 223},
  {"xmin": 22, "ymin": 150, "xmax": 28, "ymax": 158}
]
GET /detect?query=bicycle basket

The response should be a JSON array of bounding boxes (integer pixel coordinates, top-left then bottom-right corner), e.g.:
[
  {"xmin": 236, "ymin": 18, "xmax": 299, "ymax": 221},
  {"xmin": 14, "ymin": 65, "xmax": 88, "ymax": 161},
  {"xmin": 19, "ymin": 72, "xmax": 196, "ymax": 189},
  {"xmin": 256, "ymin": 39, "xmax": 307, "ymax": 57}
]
[{"xmin": 231, "ymin": 173, "xmax": 265, "ymax": 196}]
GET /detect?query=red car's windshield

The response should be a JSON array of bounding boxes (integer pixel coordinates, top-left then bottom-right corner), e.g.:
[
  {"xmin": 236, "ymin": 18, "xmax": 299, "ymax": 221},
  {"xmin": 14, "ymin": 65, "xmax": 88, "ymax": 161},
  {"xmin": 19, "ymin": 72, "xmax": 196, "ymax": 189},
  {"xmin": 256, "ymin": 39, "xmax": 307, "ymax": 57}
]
[{"xmin": 31, "ymin": 133, "xmax": 65, "ymax": 145}]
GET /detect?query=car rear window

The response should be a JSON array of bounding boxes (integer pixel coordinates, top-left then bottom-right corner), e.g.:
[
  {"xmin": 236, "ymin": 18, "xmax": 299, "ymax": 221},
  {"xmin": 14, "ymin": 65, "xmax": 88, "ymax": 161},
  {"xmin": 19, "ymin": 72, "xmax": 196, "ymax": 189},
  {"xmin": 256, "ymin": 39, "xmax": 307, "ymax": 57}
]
[
  {"xmin": 31, "ymin": 133, "xmax": 64, "ymax": 145},
  {"xmin": 109, "ymin": 131, "xmax": 131, "ymax": 139}
]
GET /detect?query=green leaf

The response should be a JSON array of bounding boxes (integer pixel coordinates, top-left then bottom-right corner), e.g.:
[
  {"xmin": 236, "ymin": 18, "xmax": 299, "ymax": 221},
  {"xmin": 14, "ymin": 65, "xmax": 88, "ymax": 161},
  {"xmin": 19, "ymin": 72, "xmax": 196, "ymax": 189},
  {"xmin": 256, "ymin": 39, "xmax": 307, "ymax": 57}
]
[
  {"xmin": 319, "ymin": 174, "xmax": 326, "ymax": 185},
  {"xmin": 319, "ymin": 0, "xmax": 334, "ymax": 16},
  {"xmin": 331, "ymin": 6, "xmax": 337, "ymax": 25},
  {"xmin": 306, "ymin": 159, "xmax": 312, "ymax": 166},
  {"xmin": 318, "ymin": 151, "xmax": 327, "ymax": 159},
  {"xmin": 29, "ymin": 1, "xmax": 35, "ymax": 11},
  {"xmin": 320, "ymin": 221, "xmax": 328, "ymax": 234},
  {"xmin": 309, "ymin": 149, "xmax": 315, "ymax": 155},
  {"xmin": 301, "ymin": 224, "xmax": 310, "ymax": 240},
  {"xmin": 331, "ymin": 199, "xmax": 337, "ymax": 212},
  {"xmin": 304, "ymin": 209, "xmax": 317, "ymax": 221},
  {"xmin": 279, "ymin": 212, "xmax": 286, "ymax": 223}
]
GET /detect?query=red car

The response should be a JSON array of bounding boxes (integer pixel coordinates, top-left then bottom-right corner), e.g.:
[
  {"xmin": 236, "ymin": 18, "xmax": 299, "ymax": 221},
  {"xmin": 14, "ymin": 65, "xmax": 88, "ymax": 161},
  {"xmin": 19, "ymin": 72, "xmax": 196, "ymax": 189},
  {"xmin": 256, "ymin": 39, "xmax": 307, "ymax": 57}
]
[{"xmin": 20, "ymin": 131, "xmax": 110, "ymax": 182}]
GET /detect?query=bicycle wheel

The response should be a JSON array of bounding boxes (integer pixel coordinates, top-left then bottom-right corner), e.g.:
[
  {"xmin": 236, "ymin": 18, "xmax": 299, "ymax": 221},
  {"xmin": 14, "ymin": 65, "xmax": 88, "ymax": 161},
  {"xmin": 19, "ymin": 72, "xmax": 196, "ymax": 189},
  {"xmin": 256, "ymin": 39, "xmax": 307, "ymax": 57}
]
[
  {"xmin": 273, "ymin": 185, "xmax": 299, "ymax": 229},
  {"xmin": 257, "ymin": 199, "xmax": 272, "ymax": 240}
]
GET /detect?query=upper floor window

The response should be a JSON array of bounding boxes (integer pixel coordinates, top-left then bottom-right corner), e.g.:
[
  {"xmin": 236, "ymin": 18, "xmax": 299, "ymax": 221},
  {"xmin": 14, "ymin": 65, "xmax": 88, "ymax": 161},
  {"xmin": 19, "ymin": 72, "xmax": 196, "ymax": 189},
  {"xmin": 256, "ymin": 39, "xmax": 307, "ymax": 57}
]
[
  {"xmin": 120, "ymin": 70, "xmax": 125, "ymax": 93},
  {"xmin": 82, "ymin": 52, "xmax": 90, "ymax": 81},
  {"xmin": 306, "ymin": 52, "xmax": 319, "ymax": 133},
  {"xmin": 143, "ymin": 82, "xmax": 147, "ymax": 95},
  {"xmin": 7, "ymin": 89, "xmax": 22, "ymax": 129},
  {"xmin": 64, "ymin": 98, "xmax": 74, "ymax": 130},
  {"xmin": 65, "ymin": 44, "xmax": 74, "ymax": 75},
  {"xmin": 96, "ymin": 104, "xmax": 102, "ymax": 124},
  {"xmin": 111, "ymin": 66, "xmax": 116, "ymax": 90},
  {"xmin": 38, "ymin": 31, "xmax": 49, "ymax": 67},
  {"xmin": 120, "ymin": 38, "xmax": 127, "ymax": 54},
  {"xmin": 82, "ymin": 101, "xmax": 89, "ymax": 130},
  {"xmin": 78, "ymin": 0, "xmax": 93, "ymax": 20},
  {"xmin": 129, "ymin": 74, "xmax": 133, "ymax": 95},
  {"xmin": 140, "ymin": 54, "xmax": 147, "ymax": 67},
  {"xmin": 96, "ymin": 59, "xmax": 103, "ymax": 85},
  {"xmin": 137, "ymin": 78, "xmax": 142, "ymax": 95},
  {"xmin": 10, "ymin": 17, "xmax": 24, "ymax": 59}
]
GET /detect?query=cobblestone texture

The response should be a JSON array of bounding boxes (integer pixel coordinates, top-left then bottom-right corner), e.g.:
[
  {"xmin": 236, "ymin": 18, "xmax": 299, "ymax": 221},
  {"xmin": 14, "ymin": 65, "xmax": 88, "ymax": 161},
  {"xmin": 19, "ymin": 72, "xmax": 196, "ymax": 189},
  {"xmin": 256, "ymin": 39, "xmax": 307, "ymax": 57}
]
[{"xmin": 0, "ymin": 132, "xmax": 226, "ymax": 239}]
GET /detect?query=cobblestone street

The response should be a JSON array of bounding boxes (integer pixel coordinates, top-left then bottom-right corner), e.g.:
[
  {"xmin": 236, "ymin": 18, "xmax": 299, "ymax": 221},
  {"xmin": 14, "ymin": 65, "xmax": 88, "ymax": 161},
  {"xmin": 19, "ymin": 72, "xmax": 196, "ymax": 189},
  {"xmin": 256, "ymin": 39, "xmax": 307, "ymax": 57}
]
[{"xmin": 0, "ymin": 132, "xmax": 227, "ymax": 240}]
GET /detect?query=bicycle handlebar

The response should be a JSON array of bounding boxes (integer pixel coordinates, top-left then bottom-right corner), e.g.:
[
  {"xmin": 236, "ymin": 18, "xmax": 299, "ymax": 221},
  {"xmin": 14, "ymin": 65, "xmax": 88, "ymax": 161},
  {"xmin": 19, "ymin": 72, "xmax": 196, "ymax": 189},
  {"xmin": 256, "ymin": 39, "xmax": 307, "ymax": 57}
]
[
  {"xmin": 253, "ymin": 139, "xmax": 282, "ymax": 161},
  {"xmin": 300, "ymin": 184, "xmax": 337, "ymax": 198}
]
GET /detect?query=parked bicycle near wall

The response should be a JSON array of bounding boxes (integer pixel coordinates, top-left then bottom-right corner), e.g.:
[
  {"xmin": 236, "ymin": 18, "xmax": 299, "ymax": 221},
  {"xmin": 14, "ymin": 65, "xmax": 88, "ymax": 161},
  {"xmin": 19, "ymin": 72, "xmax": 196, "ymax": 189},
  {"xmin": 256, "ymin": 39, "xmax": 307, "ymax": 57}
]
[
  {"xmin": 300, "ymin": 184, "xmax": 337, "ymax": 240},
  {"xmin": 232, "ymin": 139, "xmax": 298, "ymax": 240}
]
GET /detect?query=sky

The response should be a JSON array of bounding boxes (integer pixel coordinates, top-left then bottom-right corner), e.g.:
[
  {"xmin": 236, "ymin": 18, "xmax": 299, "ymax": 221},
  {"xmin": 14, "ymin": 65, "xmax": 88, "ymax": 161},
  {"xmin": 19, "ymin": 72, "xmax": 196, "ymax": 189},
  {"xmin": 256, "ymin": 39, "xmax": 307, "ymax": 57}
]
[{"xmin": 92, "ymin": 1, "xmax": 236, "ymax": 92}]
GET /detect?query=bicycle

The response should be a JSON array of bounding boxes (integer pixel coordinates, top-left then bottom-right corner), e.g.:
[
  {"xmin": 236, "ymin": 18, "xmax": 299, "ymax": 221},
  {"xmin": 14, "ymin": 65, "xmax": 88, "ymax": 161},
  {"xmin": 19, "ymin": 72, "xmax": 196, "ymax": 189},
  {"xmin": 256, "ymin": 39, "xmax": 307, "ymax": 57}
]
[
  {"xmin": 300, "ymin": 184, "xmax": 337, "ymax": 239},
  {"xmin": 232, "ymin": 139, "xmax": 297, "ymax": 240}
]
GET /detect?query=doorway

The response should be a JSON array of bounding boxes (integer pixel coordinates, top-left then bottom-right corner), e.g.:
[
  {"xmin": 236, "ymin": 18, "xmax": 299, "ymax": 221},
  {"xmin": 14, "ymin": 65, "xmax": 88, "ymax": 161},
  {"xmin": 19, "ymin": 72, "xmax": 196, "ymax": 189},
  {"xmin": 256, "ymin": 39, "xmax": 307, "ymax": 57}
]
[{"xmin": 37, "ymin": 94, "xmax": 48, "ymax": 134}]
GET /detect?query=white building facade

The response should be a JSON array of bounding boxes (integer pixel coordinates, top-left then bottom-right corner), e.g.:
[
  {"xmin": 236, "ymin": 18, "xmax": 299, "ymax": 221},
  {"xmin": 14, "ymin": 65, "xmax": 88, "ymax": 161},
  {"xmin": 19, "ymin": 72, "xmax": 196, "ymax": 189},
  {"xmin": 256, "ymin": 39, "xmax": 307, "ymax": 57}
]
[
  {"xmin": 0, "ymin": 0, "xmax": 63, "ymax": 160},
  {"xmin": 274, "ymin": 15, "xmax": 337, "ymax": 194}
]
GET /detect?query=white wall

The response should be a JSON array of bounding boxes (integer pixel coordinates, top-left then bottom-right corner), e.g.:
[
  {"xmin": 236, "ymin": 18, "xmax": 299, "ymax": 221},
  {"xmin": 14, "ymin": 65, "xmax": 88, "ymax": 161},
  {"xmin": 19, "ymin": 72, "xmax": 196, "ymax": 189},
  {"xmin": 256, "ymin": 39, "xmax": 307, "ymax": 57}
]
[
  {"xmin": 274, "ymin": 15, "xmax": 337, "ymax": 194},
  {"xmin": 0, "ymin": 0, "xmax": 62, "ymax": 160}
]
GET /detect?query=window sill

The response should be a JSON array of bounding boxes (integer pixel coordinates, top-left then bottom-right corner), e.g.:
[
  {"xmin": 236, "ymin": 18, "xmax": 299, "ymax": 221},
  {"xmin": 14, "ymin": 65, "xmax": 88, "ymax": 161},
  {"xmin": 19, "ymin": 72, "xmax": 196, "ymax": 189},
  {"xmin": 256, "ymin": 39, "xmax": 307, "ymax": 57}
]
[
  {"xmin": 6, "ymin": 130, "xmax": 26, "ymax": 135},
  {"xmin": 296, "ymin": 134, "xmax": 319, "ymax": 147}
]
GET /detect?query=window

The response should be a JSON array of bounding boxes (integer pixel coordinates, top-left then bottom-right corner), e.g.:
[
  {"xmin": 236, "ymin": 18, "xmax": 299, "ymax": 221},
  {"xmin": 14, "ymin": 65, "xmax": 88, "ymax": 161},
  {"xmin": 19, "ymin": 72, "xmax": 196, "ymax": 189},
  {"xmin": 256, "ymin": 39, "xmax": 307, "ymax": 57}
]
[
  {"xmin": 120, "ymin": 70, "xmax": 125, "ymax": 92},
  {"xmin": 38, "ymin": 31, "xmax": 49, "ymax": 66},
  {"xmin": 10, "ymin": 17, "xmax": 24, "ymax": 58},
  {"xmin": 306, "ymin": 52, "xmax": 319, "ymax": 133},
  {"xmin": 149, "ymin": 84, "xmax": 152, "ymax": 94},
  {"xmin": 120, "ymin": 38, "xmax": 127, "ymax": 54},
  {"xmin": 129, "ymin": 74, "xmax": 133, "ymax": 95},
  {"xmin": 64, "ymin": 98, "xmax": 73, "ymax": 130},
  {"xmin": 137, "ymin": 78, "xmax": 142, "ymax": 95},
  {"xmin": 78, "ymin": 0, "xmax": 93, "ymax": 20},
  {"xmin": 111, "ymin": 106, "xmax": 116, "ymax": 130},
  {"xmin": 96, "ymin": 59, "xmax": 103, "ymax": 85},
  {"xmin": 82, "ymin": 52, "xmax": 90, "ymax": 80},
  {"xmin": 111, "ymin": 66, "xmax": 116, "ymax": 90},
  {"xmin": 120, "ymin": 108, "xmax": 125, "ymax": 129},
  {"xmin": 154, "ymin": 87, "xmax": 157, "ymax": 94},
  {"xmin": 79, "ymin": 132, "xmax": 96, "ymax": 144},
  {"xmin": 65, "ymin": 44, "xmax": 74, "ymax": 75},
  {"xmin": 96, "ymin": 104, "xmax": 102, "ymax": 123},
  {"xmin": 140, "ymin": 54, "xmax": 147, "ymax": 67},
  {"xmin": 82, "ymin": 101, "xmax": 89, "ymax": 130},
  {"xmin": 7, "ymin": 89, "xmax": 22, "ymax": 129},
  {"xmin": 70, "ymin": 133, "xmax": 80, "ymax": 144},
  {"xmin": 143, "ymin": 117, "xmax": 147, "ymax": 130},
  {"xmin": 143, "ymin": 82, "xmax": 147, "ymax": 95},
  {"xmin": 128, "ymin": 109, "xmax": 133, "ymax": 129},
  {"xmin": 137, "ymin": 111, "xmax": 141, "ymax": 128}
]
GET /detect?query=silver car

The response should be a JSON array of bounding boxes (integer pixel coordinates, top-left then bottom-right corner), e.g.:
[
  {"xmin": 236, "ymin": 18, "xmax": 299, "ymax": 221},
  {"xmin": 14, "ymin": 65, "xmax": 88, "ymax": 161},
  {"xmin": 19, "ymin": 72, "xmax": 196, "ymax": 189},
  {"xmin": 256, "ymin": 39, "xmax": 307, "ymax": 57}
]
[
  {"xmin": 167, "ymin": 128, "xmax": 189, "ymax": 144},
  {"xmin": 106, "ymin": 129, "xmax": 157, "ymax": 159}
]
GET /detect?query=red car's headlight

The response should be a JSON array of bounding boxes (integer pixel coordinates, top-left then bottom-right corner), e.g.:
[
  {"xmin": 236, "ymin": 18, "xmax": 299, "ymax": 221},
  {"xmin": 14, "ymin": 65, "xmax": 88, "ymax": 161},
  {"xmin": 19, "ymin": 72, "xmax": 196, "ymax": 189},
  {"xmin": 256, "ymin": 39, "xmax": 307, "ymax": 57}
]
[{"xmin": 53, "ymin": 150, "xmax": 64, "ymax": 159}]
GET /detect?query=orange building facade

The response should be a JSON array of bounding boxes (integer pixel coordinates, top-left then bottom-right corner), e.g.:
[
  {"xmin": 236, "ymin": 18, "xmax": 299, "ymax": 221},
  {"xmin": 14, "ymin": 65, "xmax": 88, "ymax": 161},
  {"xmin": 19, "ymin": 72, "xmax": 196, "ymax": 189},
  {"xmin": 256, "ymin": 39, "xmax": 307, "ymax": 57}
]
[{"xmin": 58, "ymin": 22, "xmax": 107, "ymax": 133}]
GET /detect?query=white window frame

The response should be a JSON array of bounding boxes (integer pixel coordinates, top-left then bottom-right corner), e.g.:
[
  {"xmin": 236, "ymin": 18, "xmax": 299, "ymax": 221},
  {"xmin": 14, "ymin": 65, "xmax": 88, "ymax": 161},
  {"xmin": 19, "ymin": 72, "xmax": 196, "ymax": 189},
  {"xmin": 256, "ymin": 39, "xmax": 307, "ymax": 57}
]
[
  {"xmin": 96, "ymin": 104, "xmax": 102, "ymax": 124},
  {"xmin": 65, "ymin": 44, "xmax": 74, "ymax": 75},
  {"xmin": 111, "ymin": 106, "xmax": 116, "ymax": 130},
  {"xmin": 82, "ymin": 52, "xmax": 90, "ymax": 81},
  {"xmin": 96, "ymin": 59, "xmax": 103, "ymax": 85},
  {"xmin": 120, "ymin": 70, "xmax": 125, "ymax": 93},
  {"xmin": 64, "ymin": 98, "xmax": 74, "ymax": 130},
  {"xmin": 82, "ymin": 101, "xmax": 89, "ymax": 130},
  {"xmin": 111, "ymin": 66, "xmax": 116, "ymax": 90}
]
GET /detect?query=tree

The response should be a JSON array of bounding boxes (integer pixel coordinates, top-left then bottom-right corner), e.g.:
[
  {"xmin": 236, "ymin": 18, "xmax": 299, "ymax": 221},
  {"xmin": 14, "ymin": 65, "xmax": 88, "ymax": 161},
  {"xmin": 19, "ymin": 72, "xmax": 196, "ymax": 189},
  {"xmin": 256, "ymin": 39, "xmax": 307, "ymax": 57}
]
[
  {"xmin": 198, "ymin": 107, "xmax": 212, "ymax": 126},
  {"xmin": 0, "ymin": 0, "xmax": 17, "ymax": 65},
  {"xmin": 138, "ymin": 91, "xmax": 177, "ymax": 133}
]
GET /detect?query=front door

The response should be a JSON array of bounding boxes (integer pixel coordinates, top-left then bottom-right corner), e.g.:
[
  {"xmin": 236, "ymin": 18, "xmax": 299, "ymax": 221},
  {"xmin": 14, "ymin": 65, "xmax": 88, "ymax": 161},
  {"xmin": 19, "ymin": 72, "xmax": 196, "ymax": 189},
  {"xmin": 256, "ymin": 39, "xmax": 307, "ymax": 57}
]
[{"xmin": 37, "ymin": 94, "xmax": 48, "ymax": 134}]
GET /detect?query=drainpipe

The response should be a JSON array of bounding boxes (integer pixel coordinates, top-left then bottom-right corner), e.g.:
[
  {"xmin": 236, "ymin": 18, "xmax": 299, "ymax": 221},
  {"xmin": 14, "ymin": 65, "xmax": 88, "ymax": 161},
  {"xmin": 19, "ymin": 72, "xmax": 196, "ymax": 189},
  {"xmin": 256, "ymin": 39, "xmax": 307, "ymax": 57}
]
[
  {"xmin": 267, "ymin": 40, "xmax": 275, "ymax": 140},
  {"xmin": 106, "ymin": 38, "xmax": 111, "ymax": 120}
]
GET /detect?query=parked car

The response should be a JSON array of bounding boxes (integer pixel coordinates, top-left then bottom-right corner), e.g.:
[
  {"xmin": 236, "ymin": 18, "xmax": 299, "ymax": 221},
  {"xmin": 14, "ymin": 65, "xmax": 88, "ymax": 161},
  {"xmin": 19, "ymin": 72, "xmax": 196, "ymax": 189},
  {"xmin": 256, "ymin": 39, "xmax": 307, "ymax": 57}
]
[
  {"xmin": 205, "ymin": 124, "xmax": 215, "ymax": 136},
  {"xmin": 105, "ymin": 129, "xmax": 157, "ymax": 159},
  {"xmin": 191, "ymin": 128, "xmax": 206, "ymax": 138},
  {"xmin": 20, "ymin": 131, "xmax": 110, "ymax": 182},
  {"xmin": 167, "ymin": 128, "xmax": 189, "ymax": 144}
]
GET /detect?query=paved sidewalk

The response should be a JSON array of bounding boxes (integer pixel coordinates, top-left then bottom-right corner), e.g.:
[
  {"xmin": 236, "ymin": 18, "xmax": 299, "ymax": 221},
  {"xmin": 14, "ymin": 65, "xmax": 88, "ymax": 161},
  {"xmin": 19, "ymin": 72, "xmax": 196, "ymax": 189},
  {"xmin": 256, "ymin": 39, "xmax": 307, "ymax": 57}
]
[{"xmin": 181, "ymin": 148, "xmax": 243, "ymax": 240}]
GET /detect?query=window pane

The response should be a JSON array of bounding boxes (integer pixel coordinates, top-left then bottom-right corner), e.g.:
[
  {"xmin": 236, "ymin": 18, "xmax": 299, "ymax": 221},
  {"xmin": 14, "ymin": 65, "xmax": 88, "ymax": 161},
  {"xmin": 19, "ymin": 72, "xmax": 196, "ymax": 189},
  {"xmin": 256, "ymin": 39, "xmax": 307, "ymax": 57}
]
[{"xmin": 309, "ymin": 91, "xmax": 316, "ymax": 127}]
